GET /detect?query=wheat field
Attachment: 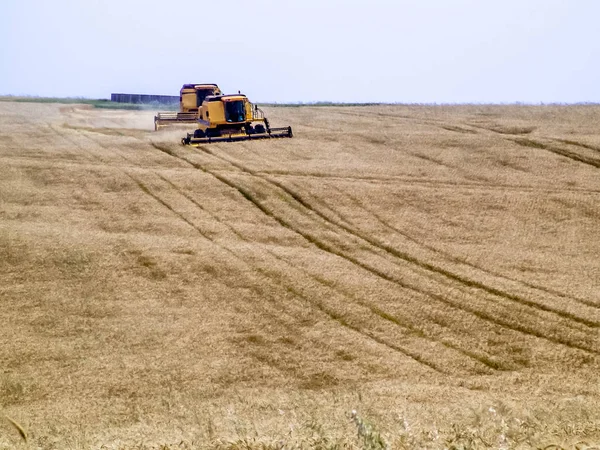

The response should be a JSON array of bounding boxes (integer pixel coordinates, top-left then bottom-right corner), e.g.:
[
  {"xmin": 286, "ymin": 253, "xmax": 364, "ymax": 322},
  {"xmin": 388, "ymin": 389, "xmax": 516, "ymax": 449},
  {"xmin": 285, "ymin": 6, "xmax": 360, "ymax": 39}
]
[{"xmin": 1, "ymin": 100, "xmax": 600, "ymax": 449}]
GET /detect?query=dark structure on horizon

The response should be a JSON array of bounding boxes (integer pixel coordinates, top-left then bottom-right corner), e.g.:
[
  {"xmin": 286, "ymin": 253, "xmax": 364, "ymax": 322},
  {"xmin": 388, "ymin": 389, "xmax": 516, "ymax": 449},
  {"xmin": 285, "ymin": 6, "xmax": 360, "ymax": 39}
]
[{"xmin": 110, "ymin": 93, "xmax": 178, "ymax": 105}]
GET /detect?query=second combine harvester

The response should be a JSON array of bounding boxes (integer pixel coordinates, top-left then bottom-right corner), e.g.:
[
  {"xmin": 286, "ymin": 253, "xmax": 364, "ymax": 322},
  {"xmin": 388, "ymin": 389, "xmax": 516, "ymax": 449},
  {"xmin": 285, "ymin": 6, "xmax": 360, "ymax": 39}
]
[
  {"xmin": 154, "ymin": 83, "xmax": 222, "ymax": 130},
  {"xmin": 181, "ymin": 92, "xmax": 293, "ymax": 145}
]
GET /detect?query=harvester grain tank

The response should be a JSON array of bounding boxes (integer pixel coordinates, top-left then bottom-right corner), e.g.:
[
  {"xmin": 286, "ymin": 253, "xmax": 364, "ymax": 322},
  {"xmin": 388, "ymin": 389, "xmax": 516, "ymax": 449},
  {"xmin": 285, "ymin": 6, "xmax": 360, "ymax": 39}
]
[
  {"xmin": 154, "ymin": 83, "xmax": 222, "ymax": 130},
  {"xmin": 181, "ymin": 93, "xmax": 293, "ymax": 145}
]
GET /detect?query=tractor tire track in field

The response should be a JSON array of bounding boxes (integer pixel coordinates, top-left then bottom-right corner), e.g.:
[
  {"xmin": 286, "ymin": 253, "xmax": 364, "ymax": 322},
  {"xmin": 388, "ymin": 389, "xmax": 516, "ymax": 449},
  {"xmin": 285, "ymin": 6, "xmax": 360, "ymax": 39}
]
[
  {"xmin": 67, "ymin": 125, "xmax": 600, "ymax": 364},
  {"xmin": 334, "ymin": 186, "xmax": 600, "ymax": 311},
  {"xmin": 151, "ymin": 142, "xmax": 520, "ymax": 374},
  {"xmin": 511, "ymin": 138, "xmax": 600, "ymax": 169},
  {"xmin": 65, "ymin": 129, "xmax": 420, "ymax": 378},
  {"xmin": 335, "ymin": 109, "xmax": 484, "ymax": 136},
  {"xmin": 54, "ymin": 126, "xmax": 599, "ymax": 370},
  {"xmin": 153, "ymin": 155, "xmax": 507, "ymax": 374},
  {"xmin": 253, "ymin": 170, "xmax": 600, "ymax": 197},
  {"xmin": 148, "ymin": 141, "xmax": 479, "ymax": 374},
  {"xmin": 248, "ymin": 113, "xmax": 599, "ymax": 356},
  {"xmin": 271, "ymin": 178, "xmax": 600, "ymax": 334},
  {"xmin": 34, "ymin": 119, "xmax": 600, "ymax": 375},
  {"xmin": 233, "ymin": 178, "xmax": 599, "ymax": 354},
  {"xmin": 149, "ymin": 141, "xmax": 600, "ymax": 363},
  {"xmin": 554, "ymin": 138, "xmax": 600, "ymax": 154},
  {"xmin": 398, "ymin": 121, "xmax": 600, "ymax": 309},
  {"xmin": 70, "ymin": 130, "xmax": 456, "ymax": 375},
  {"xmin": 17, "ymin": 124, "xmax": 91, "ymax": 163},
  {"xmin": 319, "ymin": 110, "xmax": 600, "ymax": 191},
  {"xmin": 459, "ymin": 122, "xmax": 600, "ymax": 169},
  {"xmin": 330, "ymin": 114, "xmax": 600, "ymax": 311},
  {"xmin": 217, "ymin": 149, "xmax": 600, "ymax": 332},
  {"xmin": 197, "ymin": 145, "xmax": 599, "ymax": 327}
]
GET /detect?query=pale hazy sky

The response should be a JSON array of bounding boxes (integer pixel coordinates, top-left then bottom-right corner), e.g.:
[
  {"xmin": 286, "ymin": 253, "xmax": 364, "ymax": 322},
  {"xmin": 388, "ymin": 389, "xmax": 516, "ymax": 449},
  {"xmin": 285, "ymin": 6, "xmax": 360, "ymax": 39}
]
[{"xmin": 1, "ymin": 0, "xmax": 598, "ymax": 103}]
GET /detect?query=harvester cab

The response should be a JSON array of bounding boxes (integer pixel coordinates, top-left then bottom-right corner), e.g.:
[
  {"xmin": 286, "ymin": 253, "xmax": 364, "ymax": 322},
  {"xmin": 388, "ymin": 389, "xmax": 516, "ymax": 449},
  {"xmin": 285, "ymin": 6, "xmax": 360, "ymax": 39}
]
[
  {"xmin": 179, "ymin": 83, "xmax": 222, "ymax": 113},
  {"xmin": 181, "ymin": 94, "xmax": 293, "ymax": 145},
  {"xmin": 154, "ymin": 83, "xmax": 222, "ymax": 130}
]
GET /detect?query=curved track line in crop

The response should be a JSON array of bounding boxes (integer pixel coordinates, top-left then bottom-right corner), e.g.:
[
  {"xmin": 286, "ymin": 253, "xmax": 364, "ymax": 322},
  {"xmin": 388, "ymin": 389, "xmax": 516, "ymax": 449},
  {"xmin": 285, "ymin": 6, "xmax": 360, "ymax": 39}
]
[
  {"xmin": 461, "ymin": 121, "xmax": 600, "ymax": 169},
  {"xmin": 330, "ymin": 185, "xmax": 600, "ymax": 311},
  {"xmin": 197, "ymin": 148, "xmax": 599, "ymax": 345},
  {"xmin": 197, "ymin": 146, "xmax": 598, "ymax": 329},
  {"xmin": 146, "ymin": 142, "xmax": 452, "ymax": 374},
  {"xmin": 254, "ymin": 170, "xmax": 600, "ymax": 196},
  {"xmin": 148, "ymin": 155, "xmax": 501, "ymax": 374},
  {"xmin": 264, "ymin": 115, "xmax": 600, "ymax": 315},
  {"xmin": 271, "ymin": 177, "xmax": 600, "ymax": 337},
  {"xmin": 335, "ymin": 109, "xmax": 485, "ymax": 136},
  {"xmin": 67, "ymin": 131, "xmax": 427, "ymax": 376},
  {"xmin": 255, "ymin": 239, "xmax": 504, "ymax": 373},
  {"xmin": 60, "ymin": 129, "xmax": 215, "ymax": 245},
  {"xmin": 466, "ymin": 124, "xmax": 536, "ymax": 136},
  {"xmin": 217, "ymin": 112, "xmax": 600, "ymax": 339},
  {"xmin": 150, "ymin": 144, "xmax": 524, "ymax": 373},
  {"xmin": 158, "ymin": 171, "xmax": 468, "ymax": 373},
  {"xmin": 284, "ymin": 179, "xmax": 600, "ymax": 329},
  {"xmin": 127, "ymin": 177, "xmax": 213, "ymax": 242},
  {"xmin": 290, "ymin": 290, "xmax": 449, "ymax": 374},
  {"xmin": 439, "ymin": 125, "xmax": 478, "ymax": 134},
  {"xmin": 175, "ymin": 144, "xmax": 600, "ymax": 356},
  {"xmin": 405, "ymin": 150, "xmax": 480, "ymax": 178},
  {"xmin": 300, "ymin": 270, "xmax": 510, "ymax": 373},
  {"xmin": 44, "ymin": 124, "xmax": 100, "ymax": 163},
  {"xmin": 116, "ymin": 141, "xmax": 592, "ymax": 376},
  {"xmin": 554, "ymin": 138, "xmax": 600, "ymax": 154},
  {"xmin": 511, "ymin": 138, "xmax": 600, "ymax": 169},
  {"xmin": 143, "ymin": 141, "xmax": 595, "ymax": 366},
  {"xmin": 51, "ymin": 121, "xmax": 600, "ymax": 200}
]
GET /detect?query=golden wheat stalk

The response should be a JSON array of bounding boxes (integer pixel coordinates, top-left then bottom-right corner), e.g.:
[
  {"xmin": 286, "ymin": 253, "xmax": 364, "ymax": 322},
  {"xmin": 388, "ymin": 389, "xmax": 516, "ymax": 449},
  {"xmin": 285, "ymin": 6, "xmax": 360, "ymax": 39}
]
[{"xmin": 4, "ymin": 415, "xmax": 28, "ymax": 442}]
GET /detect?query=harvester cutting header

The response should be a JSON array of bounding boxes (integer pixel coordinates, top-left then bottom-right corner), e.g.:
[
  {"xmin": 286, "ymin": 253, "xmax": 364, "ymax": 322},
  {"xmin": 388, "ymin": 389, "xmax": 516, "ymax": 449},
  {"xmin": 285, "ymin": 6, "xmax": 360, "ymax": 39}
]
[{"xmin": 181, "ymin": 93, "xmax": 293, "ymax": 145}]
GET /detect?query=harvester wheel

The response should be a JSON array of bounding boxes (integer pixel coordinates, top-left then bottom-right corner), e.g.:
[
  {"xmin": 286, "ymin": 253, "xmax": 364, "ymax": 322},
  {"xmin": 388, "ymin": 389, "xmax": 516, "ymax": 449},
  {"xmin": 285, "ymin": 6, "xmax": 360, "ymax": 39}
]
[
  {"xmin": 254, "ymin": 124, "xmax": 266, "ymax": 134},
  {"xmin": 193, "ymin": 129, "xmax": 205, "ymax": 138}
]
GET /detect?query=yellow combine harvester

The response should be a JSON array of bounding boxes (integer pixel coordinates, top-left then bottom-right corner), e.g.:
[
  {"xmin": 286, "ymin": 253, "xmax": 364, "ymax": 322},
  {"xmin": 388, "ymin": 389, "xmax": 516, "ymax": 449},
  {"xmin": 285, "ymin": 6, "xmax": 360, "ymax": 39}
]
[
  {"xmin": 181, "ymin": 93, "xmax": 293, "ymax": 145},
  {"xmin": 154, "ymin": 83, "xmax": 222, "ymax": 130}
]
